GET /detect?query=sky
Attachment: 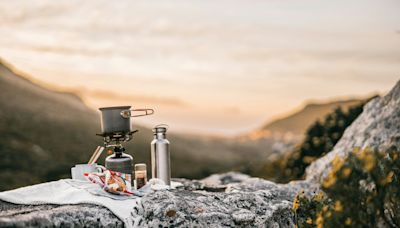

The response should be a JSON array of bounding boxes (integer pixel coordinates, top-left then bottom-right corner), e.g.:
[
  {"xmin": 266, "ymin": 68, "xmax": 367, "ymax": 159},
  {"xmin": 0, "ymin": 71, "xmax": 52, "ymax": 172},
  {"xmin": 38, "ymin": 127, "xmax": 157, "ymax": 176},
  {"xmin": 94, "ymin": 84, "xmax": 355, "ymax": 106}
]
[{"xmin": 0, "ymin": 0, "xmax": 399, "ymax": 135}]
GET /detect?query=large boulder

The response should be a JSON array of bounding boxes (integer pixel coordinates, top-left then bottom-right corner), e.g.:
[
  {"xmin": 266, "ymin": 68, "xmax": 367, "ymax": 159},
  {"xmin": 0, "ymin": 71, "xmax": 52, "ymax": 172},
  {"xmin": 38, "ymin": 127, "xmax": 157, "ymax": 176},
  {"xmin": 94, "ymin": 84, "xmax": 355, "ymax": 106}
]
[{"xmin": 306, "ymin": 80, "xmax": 400, "ymax": 182}]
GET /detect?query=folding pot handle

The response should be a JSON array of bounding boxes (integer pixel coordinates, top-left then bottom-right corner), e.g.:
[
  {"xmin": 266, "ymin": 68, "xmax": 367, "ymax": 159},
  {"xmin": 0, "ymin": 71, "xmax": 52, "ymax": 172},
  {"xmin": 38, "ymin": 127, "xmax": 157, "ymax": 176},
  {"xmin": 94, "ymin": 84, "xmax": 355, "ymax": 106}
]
[{"xmin": 120, "ymin": 108, "xmax": 154, "ymax": 118}]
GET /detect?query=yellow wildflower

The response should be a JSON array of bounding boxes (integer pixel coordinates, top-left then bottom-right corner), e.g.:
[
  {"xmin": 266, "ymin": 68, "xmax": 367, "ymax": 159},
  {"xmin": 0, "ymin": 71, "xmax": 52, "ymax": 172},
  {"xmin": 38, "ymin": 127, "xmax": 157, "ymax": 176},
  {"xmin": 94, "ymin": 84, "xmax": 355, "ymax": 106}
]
[
  {"xmin": 356, "ymin": 149, "xmax": 376, "ymax": 172},
  {"xmin": 363, "ymin": 153, "xmax": 376, "ymax": 172},
  {"xmin": 314, "ymin": 192, "xmax": 325, "ymax": 202},
  {"xmin": 355, "ymin": 147, "xmax": 369, "ymax": 160},
  {"xmin": 381, "ymin": 171, "xmax": 394, "ymax": 185},
  {"xmin": 345, "ymin": 217, "xmax": 352, "ymax": 225},
  {"xmin": 323, "ymin": 172, "xmax": 337, "ymax": 188},
  {"xmin": 334, "ymin": 200, "xmax": 343, "ymax": 212},
  {"xmin": 292, "ymin": 190, "xmax": 305, "ymax": 210},
  {"xmin": 316, "ymin": 213, "xmax": 324, "ymax": 228},
  {"xmin": 342, "ymin": 167, "xmax": 352, "ymax": 178},
  {"xmin": 292, "ymin": 198, "xmax": 300, "ymax": 210},
  {"xmin": 352, "ymin": 147, "xmax": 361, "ymax": 154},
  {"xmin": 306, "ymin": 217, "xmax": 313, "ymax": 224},
  {"xmin": 332, "ymin": 156, "xmax": 344, "ymax": 171}
]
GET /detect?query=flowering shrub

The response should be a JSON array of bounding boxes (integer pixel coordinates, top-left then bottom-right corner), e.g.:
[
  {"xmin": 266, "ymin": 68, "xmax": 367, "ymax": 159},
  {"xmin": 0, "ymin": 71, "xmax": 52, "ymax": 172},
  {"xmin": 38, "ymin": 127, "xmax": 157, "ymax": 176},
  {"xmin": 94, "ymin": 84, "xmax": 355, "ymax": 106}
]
[
  {"xmin": 292, "ymin": 190, "xmax": 329, "ymax": 227},
  {"xmin": 294, "ymin": 147, "xmax": 399, "ymax": 227}
]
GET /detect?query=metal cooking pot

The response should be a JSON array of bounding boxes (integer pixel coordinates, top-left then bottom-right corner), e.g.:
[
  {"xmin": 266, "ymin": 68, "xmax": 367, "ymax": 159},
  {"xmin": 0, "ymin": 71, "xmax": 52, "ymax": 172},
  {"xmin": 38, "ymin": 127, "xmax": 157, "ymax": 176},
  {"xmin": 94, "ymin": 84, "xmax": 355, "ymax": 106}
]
[{"xmin": 99, "ymin": 106, "xmax": 154, "ymax": 134}]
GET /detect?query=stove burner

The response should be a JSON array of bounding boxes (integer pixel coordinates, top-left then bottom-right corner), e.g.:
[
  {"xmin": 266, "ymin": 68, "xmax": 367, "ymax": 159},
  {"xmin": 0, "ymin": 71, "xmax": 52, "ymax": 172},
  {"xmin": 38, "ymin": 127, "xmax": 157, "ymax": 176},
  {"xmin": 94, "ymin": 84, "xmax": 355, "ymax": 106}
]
[{"xmin": 96, "ymin": 130, "xmax": 139, "ymax": 145}]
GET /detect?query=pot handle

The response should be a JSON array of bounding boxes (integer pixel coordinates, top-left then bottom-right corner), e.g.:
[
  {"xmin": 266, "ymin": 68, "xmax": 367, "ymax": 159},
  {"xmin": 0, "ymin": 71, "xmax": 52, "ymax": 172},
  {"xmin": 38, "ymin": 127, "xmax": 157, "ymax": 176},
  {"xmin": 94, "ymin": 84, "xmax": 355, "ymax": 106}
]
[{"xmin": 120, "ymin": 108, "xmax": 154, "ymax": 118}]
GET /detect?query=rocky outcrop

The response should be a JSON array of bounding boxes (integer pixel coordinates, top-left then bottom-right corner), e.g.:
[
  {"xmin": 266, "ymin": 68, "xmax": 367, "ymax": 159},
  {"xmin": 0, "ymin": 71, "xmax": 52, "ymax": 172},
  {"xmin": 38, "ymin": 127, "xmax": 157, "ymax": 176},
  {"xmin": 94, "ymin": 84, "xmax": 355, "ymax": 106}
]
[
  {"xmin": 0, "ymin": 173, "xmax": 314, "ymax": 227},
  {"xmin": 306, "ymin": 80, "xmax": 400, "ymax": 182}
]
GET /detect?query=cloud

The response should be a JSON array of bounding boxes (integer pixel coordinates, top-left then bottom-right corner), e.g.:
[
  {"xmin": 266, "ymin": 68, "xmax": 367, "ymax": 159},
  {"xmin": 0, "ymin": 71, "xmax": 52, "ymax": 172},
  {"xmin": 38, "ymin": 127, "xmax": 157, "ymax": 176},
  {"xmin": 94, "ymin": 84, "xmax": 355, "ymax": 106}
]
[
  {"xmin": 224, "ymin": 106, "xmax": 241, "ymax": 115},
  {"xmin": 84, "ymin": 89, "xmax": 188, "ymax": 107}
]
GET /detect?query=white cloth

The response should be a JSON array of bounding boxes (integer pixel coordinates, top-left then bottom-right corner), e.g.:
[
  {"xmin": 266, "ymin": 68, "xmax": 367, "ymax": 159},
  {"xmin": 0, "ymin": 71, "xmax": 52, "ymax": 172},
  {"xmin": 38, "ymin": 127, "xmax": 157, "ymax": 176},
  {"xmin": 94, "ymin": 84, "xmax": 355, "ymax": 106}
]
[{"xmin": 0, "ymin": 179, "xmax": 144, "ymax": 227}]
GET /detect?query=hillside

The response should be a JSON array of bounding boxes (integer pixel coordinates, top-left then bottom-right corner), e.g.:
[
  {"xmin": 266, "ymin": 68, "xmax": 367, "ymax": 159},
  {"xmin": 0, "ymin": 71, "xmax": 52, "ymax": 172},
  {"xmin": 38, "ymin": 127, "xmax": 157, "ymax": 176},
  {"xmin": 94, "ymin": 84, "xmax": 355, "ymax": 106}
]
[{"xmin": 0, "ymin": 59, "xmax": 105, "ymax": 190}]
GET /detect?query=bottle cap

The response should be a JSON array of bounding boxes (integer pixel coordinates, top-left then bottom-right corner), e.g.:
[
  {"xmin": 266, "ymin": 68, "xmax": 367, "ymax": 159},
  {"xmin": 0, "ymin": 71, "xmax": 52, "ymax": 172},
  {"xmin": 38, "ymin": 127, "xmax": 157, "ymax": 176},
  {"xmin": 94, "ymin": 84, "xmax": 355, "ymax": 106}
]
[
  {"xmin": 135, "ymin": 163, "xmax": 147, "ymax": 171},
  {"xmin": 153, "ymin": 124, "xmax": 169, "ymax": 134}
]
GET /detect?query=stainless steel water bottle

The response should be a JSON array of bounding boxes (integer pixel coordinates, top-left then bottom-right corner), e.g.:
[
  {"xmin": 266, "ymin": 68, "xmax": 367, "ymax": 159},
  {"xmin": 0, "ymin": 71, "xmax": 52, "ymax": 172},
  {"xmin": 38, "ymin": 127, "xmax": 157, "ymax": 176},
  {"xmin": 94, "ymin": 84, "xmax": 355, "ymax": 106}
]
[{"xmin": 151, "ymin": 125, "xmax": 171, "ymax": 185}]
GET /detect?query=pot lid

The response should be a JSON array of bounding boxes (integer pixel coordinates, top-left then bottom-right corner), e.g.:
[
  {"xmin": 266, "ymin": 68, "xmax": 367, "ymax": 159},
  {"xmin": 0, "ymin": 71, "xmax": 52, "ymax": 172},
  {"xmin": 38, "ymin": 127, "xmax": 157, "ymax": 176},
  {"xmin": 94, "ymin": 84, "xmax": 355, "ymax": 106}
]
[{"xmin": 99, "ymin": 106, "xmax": 131, "ymax": 110}]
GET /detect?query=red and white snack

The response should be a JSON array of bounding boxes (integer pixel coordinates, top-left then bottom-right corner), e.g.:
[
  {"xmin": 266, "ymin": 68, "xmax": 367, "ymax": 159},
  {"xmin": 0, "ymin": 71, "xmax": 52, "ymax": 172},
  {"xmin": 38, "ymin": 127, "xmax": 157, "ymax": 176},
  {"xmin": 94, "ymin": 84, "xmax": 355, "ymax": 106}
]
[{"xmin": 85, "ymin": 170, "xmax": 134, "ymax": 196}]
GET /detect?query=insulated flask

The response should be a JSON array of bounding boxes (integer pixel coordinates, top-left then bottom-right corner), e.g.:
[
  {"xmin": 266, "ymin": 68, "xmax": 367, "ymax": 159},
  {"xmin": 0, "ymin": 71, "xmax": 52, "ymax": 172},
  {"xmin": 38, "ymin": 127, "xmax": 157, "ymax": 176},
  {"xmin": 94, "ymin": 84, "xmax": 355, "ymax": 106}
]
[{"xmin": 151, "ymin": 125, "xmax": 171, "ymax": 185}]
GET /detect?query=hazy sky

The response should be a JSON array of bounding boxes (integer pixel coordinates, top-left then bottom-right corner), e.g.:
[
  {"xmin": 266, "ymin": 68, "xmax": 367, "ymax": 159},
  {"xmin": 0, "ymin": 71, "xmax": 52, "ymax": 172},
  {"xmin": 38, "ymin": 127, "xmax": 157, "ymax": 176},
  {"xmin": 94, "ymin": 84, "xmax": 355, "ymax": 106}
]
[{"xmin": 0, "ymin": 0, "xmax": 399, "ymax": 135}]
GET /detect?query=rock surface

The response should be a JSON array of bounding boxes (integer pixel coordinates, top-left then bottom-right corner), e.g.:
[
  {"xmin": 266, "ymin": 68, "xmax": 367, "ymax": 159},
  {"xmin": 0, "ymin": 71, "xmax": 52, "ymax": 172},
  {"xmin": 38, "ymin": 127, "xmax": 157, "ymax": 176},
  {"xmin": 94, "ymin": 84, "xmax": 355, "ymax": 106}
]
[
  {"xmin": 1, "ymin": 80, "xmax": 398, "ymax": 227},
  {"xmin": 0, "ymin": 201, "xmax": 123, "ymax": 227},
  {"xmin": 0, "ymin": 173, "xmax": 314, "ymax": 227},
  {"xmin": 306, "ymin": 80, "xmax": 400, "ymax": 182},
  {"xmin": 137, "ymin": 173, "xmax": 311, "ymax": 227}
]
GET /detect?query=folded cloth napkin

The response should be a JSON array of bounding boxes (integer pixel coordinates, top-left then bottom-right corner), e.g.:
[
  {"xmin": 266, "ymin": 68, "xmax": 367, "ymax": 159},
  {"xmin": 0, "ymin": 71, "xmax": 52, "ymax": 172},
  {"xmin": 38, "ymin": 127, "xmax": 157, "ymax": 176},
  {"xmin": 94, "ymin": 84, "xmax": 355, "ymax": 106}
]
[
  {"xmin": 0, "ymin": 179, "xmax": 145, "ymax": 227},
  {"xmin": 0, "ymin": 179, "xmax": 183, "ymax": 227}
]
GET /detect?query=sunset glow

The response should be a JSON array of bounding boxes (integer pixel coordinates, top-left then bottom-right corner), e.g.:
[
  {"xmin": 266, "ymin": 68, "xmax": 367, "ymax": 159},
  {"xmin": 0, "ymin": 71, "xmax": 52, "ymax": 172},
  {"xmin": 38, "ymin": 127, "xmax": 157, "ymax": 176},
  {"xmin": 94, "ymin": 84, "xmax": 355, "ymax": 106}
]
[{"xmin": 0, "ymin": 0, "xmax": 399, "ymax": 135}]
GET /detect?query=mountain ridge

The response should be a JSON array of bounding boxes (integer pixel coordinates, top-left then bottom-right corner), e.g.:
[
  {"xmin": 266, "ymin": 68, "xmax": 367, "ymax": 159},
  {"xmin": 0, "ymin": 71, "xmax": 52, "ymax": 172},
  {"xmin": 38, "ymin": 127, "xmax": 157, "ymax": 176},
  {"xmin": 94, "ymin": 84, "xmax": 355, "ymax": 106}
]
[
  {"xmin": 0, "ymin": 58, "xmax": 87, "ymax": 112},
  {"xmin": 246, "ymin": 98, "xmax": 368, "ymax": 141}
]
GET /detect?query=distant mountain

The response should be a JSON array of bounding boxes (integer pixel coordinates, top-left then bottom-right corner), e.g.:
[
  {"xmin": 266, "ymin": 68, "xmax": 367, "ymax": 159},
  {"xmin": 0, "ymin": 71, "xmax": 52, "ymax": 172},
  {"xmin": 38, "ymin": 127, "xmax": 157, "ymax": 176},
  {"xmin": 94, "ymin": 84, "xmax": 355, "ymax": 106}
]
[
  {"xmin": 0, "ymin": 59, "xmax": 263, "ymax": 190},
  {"xmin": 247, "ymin": 99, "xmax": 365, "ymax": 141}
]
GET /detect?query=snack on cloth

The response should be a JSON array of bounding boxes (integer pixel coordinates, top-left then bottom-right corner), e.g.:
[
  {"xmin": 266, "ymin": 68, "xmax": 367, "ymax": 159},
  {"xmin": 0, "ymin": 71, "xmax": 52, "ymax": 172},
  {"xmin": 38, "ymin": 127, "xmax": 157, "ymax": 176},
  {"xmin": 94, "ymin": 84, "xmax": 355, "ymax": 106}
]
[{"xmin": 85, "ymin": 170, "xmax": 133, "ymax": 196}]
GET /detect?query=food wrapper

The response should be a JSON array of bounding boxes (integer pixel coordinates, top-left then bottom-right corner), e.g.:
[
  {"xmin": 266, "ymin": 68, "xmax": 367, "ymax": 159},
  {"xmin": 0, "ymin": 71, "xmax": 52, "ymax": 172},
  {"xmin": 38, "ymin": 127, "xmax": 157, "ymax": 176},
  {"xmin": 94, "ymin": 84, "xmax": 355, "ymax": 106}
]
[{"xmin": 85, "ymin": 170, "xmax": 133, "ymax": 196}]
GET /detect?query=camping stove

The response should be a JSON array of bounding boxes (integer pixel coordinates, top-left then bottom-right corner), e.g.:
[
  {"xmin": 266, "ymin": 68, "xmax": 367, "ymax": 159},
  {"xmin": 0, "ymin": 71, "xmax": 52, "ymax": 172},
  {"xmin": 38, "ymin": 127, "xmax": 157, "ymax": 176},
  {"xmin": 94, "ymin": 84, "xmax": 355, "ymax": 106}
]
[
  {"xmin": 96, "ymin": 131, "xmax": 138, "ymax": 185},
  {"xmin": 96, "ymin": 105, "xmax": 154, "ymax": 185}
]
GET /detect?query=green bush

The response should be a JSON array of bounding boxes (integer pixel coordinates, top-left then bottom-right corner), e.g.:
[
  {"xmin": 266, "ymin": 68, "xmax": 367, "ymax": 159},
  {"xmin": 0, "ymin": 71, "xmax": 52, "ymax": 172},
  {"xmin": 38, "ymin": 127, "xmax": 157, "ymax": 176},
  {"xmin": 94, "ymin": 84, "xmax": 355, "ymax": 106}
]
[{"xmin": 294, "ymin": 147, "xmax": 400, "ymax": 227}]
